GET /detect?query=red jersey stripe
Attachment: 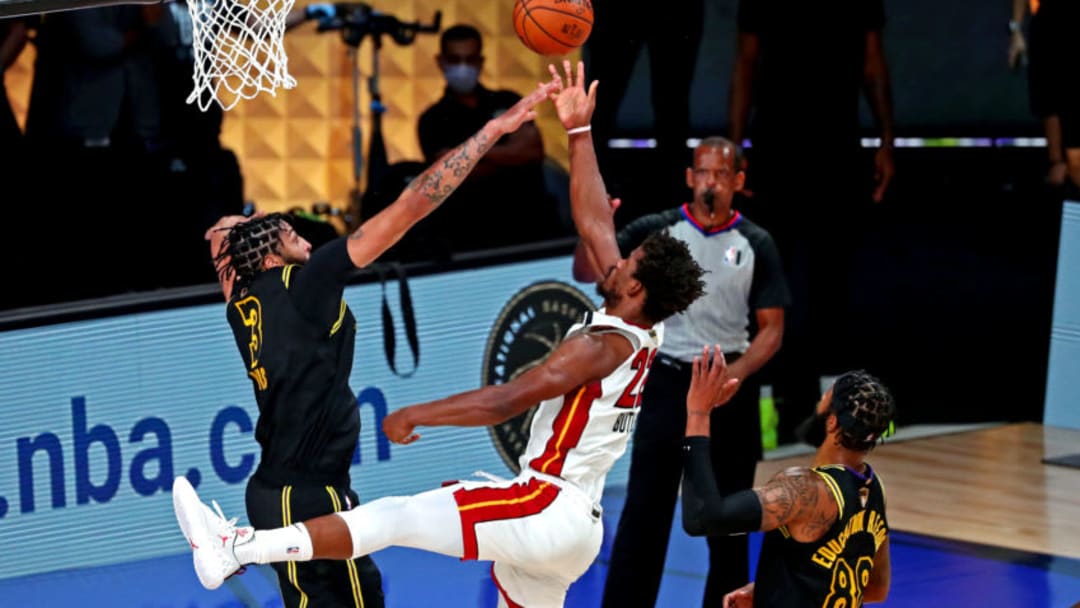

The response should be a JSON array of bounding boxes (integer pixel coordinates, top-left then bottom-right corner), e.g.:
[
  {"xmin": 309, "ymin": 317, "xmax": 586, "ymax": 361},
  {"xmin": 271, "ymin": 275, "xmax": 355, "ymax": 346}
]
[
  {"xmin": 529, "ymin": 382, "xmax": 602, "ymax": 476},
  {"xmin": 453, "ymin": 478, "xmax": 561, "ymax": 560}
]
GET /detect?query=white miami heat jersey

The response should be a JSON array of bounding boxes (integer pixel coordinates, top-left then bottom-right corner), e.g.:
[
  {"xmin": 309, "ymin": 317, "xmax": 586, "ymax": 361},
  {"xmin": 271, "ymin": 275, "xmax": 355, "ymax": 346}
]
[{"xmin": 518, "ymin": 309, "xmax": 663, "ymax": 501}]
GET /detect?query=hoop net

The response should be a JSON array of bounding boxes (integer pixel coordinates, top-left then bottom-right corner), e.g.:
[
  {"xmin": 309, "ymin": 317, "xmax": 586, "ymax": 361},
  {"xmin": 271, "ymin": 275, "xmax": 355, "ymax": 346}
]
[{"xmin": 186, "ymin": 0, "xmax": 297, "ymax": 111}]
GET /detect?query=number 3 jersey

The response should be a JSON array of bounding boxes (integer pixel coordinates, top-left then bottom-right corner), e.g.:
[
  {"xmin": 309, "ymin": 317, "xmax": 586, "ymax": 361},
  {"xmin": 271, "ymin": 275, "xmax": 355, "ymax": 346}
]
[
  {"xmin": 754, "ymin": 464, "xmax": 889, "ymax": 608},
  {"xmin": 517, "ymin": 309, "xmax": 663, "ymax": 502}
]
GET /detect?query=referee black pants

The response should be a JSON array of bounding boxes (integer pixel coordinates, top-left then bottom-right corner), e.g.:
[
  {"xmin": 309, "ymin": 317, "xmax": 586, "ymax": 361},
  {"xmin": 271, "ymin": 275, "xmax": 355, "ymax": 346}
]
[
  {"xmin": 602, "ymin": 354, "xmax": 762, "ymax": 608},
  {"xmin": 246, "ymin": 475, "xmax": 385, "ymax": 608}
]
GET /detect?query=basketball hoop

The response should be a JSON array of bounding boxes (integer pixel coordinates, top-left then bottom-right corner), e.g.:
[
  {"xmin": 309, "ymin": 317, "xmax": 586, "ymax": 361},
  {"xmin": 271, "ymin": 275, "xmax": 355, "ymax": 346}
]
[
  {"xmin": 185, "ymin": 0, "xmax": 297, "ymax": 111},
  {"xmin": 0, "ymin": 0, "xmax": 295, "ymax": 111}
]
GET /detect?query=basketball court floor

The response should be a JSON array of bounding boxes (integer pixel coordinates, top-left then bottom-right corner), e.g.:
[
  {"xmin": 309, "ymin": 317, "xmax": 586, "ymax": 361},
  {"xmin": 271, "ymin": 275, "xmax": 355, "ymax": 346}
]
[{"xmin": 3, "ymin": 423, "xmax": 1078, "ymax": 607}]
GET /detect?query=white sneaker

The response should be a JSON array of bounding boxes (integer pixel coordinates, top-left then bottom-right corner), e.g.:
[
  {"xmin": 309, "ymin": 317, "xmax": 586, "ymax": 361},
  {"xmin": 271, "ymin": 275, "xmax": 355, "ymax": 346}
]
[{"xmin": 172, "ymin": 476, "xmax": 254, "ymax": 590}]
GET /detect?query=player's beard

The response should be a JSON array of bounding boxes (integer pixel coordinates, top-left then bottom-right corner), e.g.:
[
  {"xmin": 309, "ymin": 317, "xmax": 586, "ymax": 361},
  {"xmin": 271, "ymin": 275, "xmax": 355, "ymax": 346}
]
[{"xmin": 595, "ymin": 281, "xmax": 619, "ymax": 308}]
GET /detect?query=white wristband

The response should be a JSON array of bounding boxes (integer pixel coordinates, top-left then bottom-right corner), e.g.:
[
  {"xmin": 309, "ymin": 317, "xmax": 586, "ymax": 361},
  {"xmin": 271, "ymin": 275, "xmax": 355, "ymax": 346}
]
[{"xmin": 567, "ymin": 125, "xmax": 591, "ymax": 135}]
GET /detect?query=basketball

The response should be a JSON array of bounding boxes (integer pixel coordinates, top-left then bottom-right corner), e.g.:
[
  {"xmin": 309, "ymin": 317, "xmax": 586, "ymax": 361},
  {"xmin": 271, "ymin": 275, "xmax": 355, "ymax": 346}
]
[{"xmin": 513, "ymin": 0, "xmax": 594, "ymax": 56}]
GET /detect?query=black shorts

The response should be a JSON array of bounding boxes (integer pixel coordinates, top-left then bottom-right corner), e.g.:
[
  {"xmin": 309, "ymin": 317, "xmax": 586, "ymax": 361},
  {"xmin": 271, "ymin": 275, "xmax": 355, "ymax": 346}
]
[{"xmin": 246, "ymin": 475, "xmax": 385, "ymax": 608}]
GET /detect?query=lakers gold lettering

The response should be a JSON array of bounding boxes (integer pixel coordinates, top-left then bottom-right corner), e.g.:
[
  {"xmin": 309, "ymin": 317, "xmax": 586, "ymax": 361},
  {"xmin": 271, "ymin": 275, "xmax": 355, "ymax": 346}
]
[
  {"xmin": 855, "ymin": 556, "xmax": 874, "ymax": 590},
  {"xmin": 248, "ymin": 367, "xmax": 268, "ymax": 390},
  {"xmin": 849, "ymin": 510, "xmax": 866, "ymax": 535},
  {"xmin": 812, "ymin": 508, "xmax": 882, "ymax": 568},
  {"xmin": 821, "ymin": 558, "xmax": 855, "ymax": 608},
  {"xmin": 234, "ymin": 296, "xmax": 269, "ymax": 391},
  {"xmin": 811, "ymin": 547, "xmax": 836, "ymax": 569},
  {"xmin": 866, "ymin": 510, "xmax": 887, "ymax": 548}
]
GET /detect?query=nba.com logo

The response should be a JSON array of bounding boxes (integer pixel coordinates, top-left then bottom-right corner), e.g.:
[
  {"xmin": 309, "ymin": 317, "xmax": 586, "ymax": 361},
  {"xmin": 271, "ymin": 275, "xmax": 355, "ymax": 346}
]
[{"xmin": 482, "ymin": 281, "xmax": 597, "ymax": 473}]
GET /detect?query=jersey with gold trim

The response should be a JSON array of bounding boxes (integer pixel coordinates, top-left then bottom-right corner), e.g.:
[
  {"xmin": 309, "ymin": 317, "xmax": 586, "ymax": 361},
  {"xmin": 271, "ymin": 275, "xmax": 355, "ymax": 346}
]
[
  {"xmin": 225, "ymin": 237, "xmax": 359, "ymax": 486},
  {"xmin": 518, "ymin": 309, "xmax": 663, "ymax": 501},
  {"xmin": 753, "ymin": 464, "xmax": 888, "ymax": 608}
]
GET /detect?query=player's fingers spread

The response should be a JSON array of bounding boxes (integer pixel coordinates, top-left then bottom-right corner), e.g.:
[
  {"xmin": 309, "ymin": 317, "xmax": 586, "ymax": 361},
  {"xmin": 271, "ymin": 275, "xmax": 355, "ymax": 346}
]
[
  {"xmin": 587, "ymin": 80, "xmax": 598, "ymax": 102},
  {"xmin": 577, "ymin": 60, "xmax": 585, "ymax": 86},
  {"xmin": 547, "ymin": 63, "xmax": 562, "ymax": 87},
  {"xmin": 563, "ymin": 59, "xmax": 573, "ymax": 84}
]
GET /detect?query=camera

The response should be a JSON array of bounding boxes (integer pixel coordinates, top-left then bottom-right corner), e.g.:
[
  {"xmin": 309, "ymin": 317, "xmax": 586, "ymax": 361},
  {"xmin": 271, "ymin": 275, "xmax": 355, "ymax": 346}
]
[{"xmin": 315, "ymin": 3, "xmax": 441, "ymax": 48}]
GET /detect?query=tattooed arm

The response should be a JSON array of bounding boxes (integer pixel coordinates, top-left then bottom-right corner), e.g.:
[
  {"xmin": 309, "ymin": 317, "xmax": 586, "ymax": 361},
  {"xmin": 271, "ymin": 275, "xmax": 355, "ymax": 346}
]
[
  {"xmin": 681, "ymin": 460, "xmax": 839, "ymax": 540},
  {"xmin": 343, "ymin": 80, "xmax": 556, "ymax": 269},
  {"xmin": 754, "ymin": 467, "xmax": 840, "ymax": 541}
]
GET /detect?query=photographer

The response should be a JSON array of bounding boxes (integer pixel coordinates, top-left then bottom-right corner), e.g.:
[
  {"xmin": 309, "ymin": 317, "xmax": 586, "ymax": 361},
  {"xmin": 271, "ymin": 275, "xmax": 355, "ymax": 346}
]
[{"xmin": 416, "ymin": 24, "xmax": 565, "ymax": 254}]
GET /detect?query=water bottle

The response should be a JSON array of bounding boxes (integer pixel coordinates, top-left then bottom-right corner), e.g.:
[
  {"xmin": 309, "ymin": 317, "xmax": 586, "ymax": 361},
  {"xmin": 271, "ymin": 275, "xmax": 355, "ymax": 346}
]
[{"xmin": 760, "ymin": 384, "xmax": 778, "ymax": 451}]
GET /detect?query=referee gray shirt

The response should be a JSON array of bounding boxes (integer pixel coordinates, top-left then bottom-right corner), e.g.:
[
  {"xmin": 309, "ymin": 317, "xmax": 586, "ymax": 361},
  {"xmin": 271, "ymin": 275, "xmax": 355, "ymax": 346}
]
[{"xmin": 616, "ymin": 205, "xmax": 790, "ymax": 361}]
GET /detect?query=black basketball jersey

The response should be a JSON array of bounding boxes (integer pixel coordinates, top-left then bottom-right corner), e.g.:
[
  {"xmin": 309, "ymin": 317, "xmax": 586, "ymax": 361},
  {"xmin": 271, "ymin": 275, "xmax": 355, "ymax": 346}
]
[
  {"xmin": 753, "ymin": 464, "xmax": 888, "ymax": 608},
  {"xmin": 225, "ymin": 237, "xmax": 360, "ymax": 487}
]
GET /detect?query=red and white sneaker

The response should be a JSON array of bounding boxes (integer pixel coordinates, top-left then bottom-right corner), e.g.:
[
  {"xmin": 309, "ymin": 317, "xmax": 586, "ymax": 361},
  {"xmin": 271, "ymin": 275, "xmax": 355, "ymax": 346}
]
[{"xmin": 172, "ymin": 476, "xmax": 254, "ymax": 590}]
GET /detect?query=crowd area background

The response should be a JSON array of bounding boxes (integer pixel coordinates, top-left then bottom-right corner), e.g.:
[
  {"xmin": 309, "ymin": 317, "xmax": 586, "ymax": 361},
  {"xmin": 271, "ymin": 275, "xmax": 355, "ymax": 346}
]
[{"xmin": 0, "ymin": 0, "xmax": 1070, "ymax": 429}]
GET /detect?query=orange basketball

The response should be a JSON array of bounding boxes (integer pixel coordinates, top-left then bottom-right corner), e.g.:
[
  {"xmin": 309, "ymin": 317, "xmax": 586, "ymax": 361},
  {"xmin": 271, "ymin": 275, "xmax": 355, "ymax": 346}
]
[{"xmin": 513, "ymin": 0, "xmax": 594, "ymax": 56}]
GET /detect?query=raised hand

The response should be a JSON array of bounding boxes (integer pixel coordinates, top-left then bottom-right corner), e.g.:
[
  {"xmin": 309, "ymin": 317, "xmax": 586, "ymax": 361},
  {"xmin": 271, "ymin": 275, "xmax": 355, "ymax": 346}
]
[
  {"xmin": 688, "ymin": 345, "xmax": 741, "ymax": 417},
  {"xmin": 547, "ymin": 59, "xmax": 598, "ymax": 130},
  {"xmin": 489, "ymin": 80, "xmax": 559, "ymax": 136}
]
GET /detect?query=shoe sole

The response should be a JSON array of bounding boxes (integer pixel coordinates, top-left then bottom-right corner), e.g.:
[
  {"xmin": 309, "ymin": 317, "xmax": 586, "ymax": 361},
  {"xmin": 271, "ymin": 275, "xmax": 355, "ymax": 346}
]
[{"xmin": 172, "ymin": 476, "xmax": 222, "ymax": 590}]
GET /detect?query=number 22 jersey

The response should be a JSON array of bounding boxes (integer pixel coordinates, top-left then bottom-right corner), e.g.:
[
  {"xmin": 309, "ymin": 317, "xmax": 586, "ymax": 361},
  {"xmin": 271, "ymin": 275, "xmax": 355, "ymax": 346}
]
[{"xmin": 517, "ymin": 309, "xmax": 663, "ymax": 502}]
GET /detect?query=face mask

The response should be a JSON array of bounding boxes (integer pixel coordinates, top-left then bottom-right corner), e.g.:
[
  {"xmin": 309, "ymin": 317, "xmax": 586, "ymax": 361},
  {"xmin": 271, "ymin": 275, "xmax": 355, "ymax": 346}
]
[{"xmin": 444, "ymin": 64, "xmax": 480, "ymax": 94}]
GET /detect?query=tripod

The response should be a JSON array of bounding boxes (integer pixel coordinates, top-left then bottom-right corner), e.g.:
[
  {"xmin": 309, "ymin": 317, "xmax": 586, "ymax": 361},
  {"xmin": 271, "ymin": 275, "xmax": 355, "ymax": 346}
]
[{"xmin": 316, "ymin": 3, "xmax": 441, "ymax": 228}]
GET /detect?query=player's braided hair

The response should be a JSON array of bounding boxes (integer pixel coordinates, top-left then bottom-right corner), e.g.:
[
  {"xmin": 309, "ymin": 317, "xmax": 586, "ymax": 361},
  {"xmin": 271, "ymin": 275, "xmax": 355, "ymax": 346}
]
[
  {"xmin": 635, "ymin": 232, "xmax": 706, "ymax": 324},
  {"xmin": 831, "ymin": 370, "xmax": 896, "ymax": 452},
  {"xmin": 213, "ymin": 213, "xmax": 288, "ymax": 299}
]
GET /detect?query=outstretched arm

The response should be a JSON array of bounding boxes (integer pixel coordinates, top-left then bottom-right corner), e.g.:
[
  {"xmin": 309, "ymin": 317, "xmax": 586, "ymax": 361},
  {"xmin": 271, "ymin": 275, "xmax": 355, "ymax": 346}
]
[
  {"xmin": 680, "ymin": 346, "xmax": 838, "ymax": 539},
  {"xmin": 680, "ymin": 346, "xmax": 764, "ymax": 536},
  {"xmin": 343, "ymin": 80, "xmax": 555, "ymax": 269},
  {"xmin": 382, "ymin": 329, "xmax": 634, "ymax": 444},
  {"xmin": 549, "ymin": 60, "xmax": 622, "ymax": 279},
  {"xmin": 571, "ymin": 196, "xmax": 621, "ymax": 282}
]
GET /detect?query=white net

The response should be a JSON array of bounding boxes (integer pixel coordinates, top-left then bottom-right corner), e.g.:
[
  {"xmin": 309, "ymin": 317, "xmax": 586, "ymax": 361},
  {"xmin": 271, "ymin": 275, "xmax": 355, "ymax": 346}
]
[{"xmin": 185, "ymin": 0, "xmax": 297, "ymax": 111}]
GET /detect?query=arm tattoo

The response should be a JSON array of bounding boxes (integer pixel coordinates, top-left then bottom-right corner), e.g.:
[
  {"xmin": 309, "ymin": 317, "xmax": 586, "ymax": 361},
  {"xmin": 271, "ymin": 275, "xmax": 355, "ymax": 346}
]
[
  {"xmin": 407, "ymin": 131, "xmax": 495, "ymax": 206},
  {"xmin": 754, "ymin": 468, "xmax": 829, "ymax": 532}
]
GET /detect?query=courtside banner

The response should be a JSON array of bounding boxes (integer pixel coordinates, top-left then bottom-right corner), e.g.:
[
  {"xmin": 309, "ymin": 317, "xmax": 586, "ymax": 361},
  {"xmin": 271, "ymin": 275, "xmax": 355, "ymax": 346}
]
[{"xmin": 0, "ymin": 255, "xmax": 626, "ymax": 579}]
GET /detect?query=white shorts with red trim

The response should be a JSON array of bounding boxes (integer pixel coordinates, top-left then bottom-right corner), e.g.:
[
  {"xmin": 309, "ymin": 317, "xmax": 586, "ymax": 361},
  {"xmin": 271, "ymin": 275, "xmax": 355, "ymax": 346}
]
[
  {"xmin": 339, "ymin": 470, "xmax": 602, "ymax": 607},
  {"xmin": 453, "ymin": 471, "xmax": 603, "ymax": 607}
]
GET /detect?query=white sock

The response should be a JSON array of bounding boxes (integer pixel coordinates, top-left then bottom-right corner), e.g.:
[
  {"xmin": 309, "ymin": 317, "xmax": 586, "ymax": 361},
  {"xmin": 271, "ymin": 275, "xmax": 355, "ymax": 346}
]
[{"xmin": 234, "ymin": 523, "xmax": 314, "ymax": 564}]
